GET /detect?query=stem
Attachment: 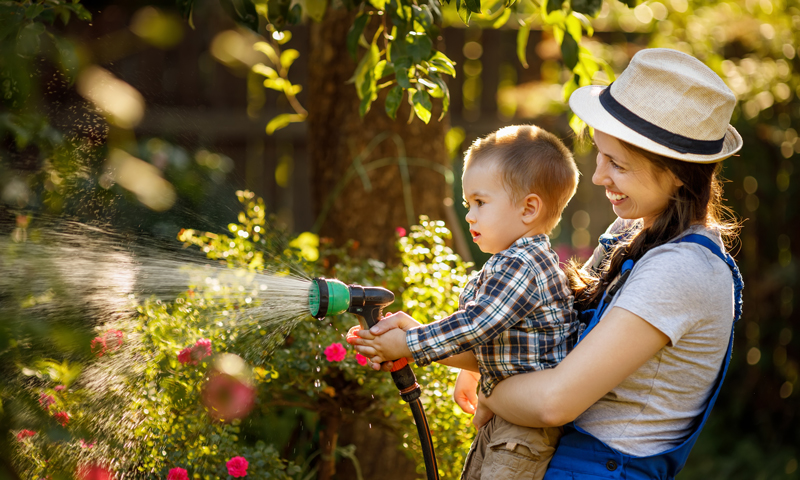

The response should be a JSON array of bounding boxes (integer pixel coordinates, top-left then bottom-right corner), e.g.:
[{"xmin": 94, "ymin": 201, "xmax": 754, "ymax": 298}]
[{"xmin": 317, "ymin": 410, "xmax": 341, "ymax": 480}]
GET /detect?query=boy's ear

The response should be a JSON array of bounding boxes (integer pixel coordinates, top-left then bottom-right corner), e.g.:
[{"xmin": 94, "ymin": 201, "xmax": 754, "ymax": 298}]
[{"xmin": 521, "ymin": 193, "xmax": 542, "ymax": 224}]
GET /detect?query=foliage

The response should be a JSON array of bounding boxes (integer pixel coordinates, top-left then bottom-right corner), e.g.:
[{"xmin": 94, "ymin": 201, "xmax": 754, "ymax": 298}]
[
  {"xmin": 6, "ymin": 194, "xmax": 479, "ymax": 479},
  {"xmin": 212, "ymin": 0, "xmax": 624, "ymax": 133}
]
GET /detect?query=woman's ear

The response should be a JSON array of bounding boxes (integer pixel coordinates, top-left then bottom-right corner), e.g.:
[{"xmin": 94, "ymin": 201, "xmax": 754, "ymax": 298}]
[{"xmin": 521, "ymin": 193, "xmax": 542, "ymax": 225}]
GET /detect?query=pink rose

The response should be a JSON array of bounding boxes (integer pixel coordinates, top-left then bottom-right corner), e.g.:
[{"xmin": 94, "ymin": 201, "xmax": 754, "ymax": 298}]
[
  {"xmin": 177, "ymin": 347, "xmax": 193, "ymax": 364},
  {"xmin": 16, "ymin": 429, "xmax": 36, "ymax": 441},
  {"xmin": 167, "ymin": 468, "xmax": 189, "ymax": 480},
  {"xmin": 324, "ymin": 343, "xmax": 346, "ymax": 362},
  {"xmin": 104, "ymin": 330, "xmax": 124, "ymax": 352},
  {"xmin": 91, "ymin": 337, "xmax": 106, "ymax": 357},
  {"xmin": 226, "ymin": 456, "xmax": 248, "ymax": 478},
  {"xmin": 80, "ymin": 439, "xmax": 95, "ymax": 449},
  {"xmin": 54, "ymin": 385, "xmax": 65, "ymax": 392},
  {"xmin": 194, "ymin": 338, "xmax": 212, "ymax": 358},
  {"xmin": 178, "ymin": 338, "xmax": 213, "ymax": 365},
  {"xmin": 355, "ymin": 353, "xmax": 369, "ymax": 366},
  {"xmin": 39, "ymin": 393, "xmax": 56, "ymax": 409},
  {"xmin": 395, "ymin": 227, "xmax": 407, "ymax": 237},
  {"xmin": 54, "ymin": 411, "xmax": 69, "ymax": 427}
]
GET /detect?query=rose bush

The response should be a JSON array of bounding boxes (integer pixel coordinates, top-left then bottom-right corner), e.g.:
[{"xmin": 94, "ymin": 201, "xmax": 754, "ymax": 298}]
[{"xmin": 9, "ymin": 191, "xmax": 475, "ymax": 479}]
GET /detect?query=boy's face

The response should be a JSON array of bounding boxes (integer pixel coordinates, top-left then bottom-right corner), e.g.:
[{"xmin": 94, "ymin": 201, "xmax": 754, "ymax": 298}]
[{"xmin": 462, "ymin": 161, "xmax": 532, "ymax": 254}]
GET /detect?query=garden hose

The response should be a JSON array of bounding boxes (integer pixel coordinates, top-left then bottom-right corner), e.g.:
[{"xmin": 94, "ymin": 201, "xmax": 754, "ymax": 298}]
[{"xmin": 309, "ymin": 278, "xmax": 440, "ymax": 480}]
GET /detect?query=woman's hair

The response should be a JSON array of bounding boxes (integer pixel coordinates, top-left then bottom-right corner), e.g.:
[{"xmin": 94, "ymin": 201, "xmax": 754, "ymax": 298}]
[{"xmin": 566, "ymin": 140, "xmax": 741, "ymax": 310}]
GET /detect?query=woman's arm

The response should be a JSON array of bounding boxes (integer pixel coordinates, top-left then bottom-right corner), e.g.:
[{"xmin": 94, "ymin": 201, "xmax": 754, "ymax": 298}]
[
  {"xmin": 437, "ymin": 351, "xmax": 480, "ymax": 372},
  {"xmin": 481, "ymin": 306, "xmax": 669, "ymax": 428}
]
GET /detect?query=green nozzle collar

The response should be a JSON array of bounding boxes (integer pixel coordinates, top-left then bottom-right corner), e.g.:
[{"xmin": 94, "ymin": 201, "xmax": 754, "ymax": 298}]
[{"xmin": 309, "ymin": 278, "xmax": 350, "ymax": 319}]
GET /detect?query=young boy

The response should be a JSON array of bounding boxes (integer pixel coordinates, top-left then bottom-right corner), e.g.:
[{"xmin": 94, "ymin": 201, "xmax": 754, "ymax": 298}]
[{"xmin": 352, "ymin": 124, "xmax": 581, "ymax": 480}]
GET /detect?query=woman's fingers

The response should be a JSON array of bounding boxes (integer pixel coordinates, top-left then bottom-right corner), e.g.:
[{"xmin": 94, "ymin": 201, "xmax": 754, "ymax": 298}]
[{"xmin": 453, "ymin": 370, "xmax": 479, "ymax": 414}]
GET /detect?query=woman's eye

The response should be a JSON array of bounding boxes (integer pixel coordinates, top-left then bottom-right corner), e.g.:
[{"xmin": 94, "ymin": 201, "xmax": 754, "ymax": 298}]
[{"xmin": 610, "ymin": 160, "xmax": 623, "ymax": 171}]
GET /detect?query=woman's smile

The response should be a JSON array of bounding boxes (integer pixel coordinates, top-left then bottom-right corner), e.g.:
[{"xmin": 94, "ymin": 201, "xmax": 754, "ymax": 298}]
[{"xmin": 605, "ymin": 189, "xmax": 628, "ymax": 205}]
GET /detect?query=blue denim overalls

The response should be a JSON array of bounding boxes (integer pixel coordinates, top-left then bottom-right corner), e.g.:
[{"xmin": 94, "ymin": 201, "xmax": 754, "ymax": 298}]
[{"xmin": 544, "ymin": 234, "xmax": 744, "ymax": 480}]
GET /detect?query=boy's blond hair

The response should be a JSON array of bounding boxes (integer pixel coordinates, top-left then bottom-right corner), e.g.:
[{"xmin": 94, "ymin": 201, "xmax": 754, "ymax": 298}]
[{"xmin": 464, "ymin": 125, "xmax": 579, "ymax": 233}]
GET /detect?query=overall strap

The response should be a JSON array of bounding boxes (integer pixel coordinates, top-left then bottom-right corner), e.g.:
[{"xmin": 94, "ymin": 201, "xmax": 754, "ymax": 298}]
[{"xmin": 548, "ymin": 233, "xmax": 744, "ymax": 480}]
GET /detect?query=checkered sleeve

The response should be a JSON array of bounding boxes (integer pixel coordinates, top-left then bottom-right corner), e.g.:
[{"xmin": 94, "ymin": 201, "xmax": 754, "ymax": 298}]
[{"xmin": 406, "ymin": 255, "xmax": 542, "ymax": 366}]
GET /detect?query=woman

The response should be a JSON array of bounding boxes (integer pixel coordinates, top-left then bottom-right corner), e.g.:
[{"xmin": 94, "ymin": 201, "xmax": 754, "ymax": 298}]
[{"xmin": 354, "ymin": 48, "xmax": 743, "ymax": 479}]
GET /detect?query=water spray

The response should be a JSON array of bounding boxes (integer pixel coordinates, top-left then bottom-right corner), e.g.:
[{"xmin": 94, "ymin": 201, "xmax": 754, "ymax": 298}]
[{"xmin": 309, "ymin": 278, "xmax": 439, "ymax": 480}]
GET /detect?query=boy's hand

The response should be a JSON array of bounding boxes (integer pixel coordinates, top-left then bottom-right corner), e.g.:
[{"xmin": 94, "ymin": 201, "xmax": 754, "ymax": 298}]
[
  {"xmin": 453, "ymin": 369, "xmax": 481, "ymax": 414},
  {"xmin": 346, "ymin": 311, "xmax": 422, "ymax": 370},
  {"xmin": 353, "ymin": 327, "xmax": 412, "ymax": 369}
]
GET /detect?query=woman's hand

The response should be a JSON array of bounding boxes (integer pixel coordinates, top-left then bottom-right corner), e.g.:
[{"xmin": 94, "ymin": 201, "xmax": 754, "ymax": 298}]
[{"xmin": 453, "ymin": 369, "xmax": 481, "ymax": 414}]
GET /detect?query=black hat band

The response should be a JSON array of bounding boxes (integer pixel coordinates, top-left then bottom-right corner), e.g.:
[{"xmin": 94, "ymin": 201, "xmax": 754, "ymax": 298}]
[{"xmin": 599, "ymin": 85, "xmax": 725, "ymax": 155}]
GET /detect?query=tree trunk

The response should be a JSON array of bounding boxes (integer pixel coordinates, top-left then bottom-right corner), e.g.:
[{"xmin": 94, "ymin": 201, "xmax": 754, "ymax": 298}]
[
  {"xmin": 307, "ymin": 7, "xmax": 451, "ymax": 264},
  {"xmin": 306, "ymin": 7, "xmax": 451, "ymax": 480}
]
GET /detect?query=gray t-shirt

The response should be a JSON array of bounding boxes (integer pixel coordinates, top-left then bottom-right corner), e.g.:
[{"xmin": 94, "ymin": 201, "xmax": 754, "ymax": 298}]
[{"xmin": 575, "ymin": 220, "xmax": 735, "ymax": 456}]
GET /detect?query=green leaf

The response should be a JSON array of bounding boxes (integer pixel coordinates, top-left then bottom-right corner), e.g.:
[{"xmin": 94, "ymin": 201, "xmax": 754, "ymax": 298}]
[
  {"xmin": 573, "ymin": 12, "xmax": 594, "ymax": 36},
  {"xmin": 266, "ymin": 114, "xmax": 305, "ymax": 134},
  {"xmin": 25, "ymin": 3, "xmax": 45, "ymax": 19},
  {"xmin": 562, "ymin": 74, "xmax": 579, "ymax": 102},
  {"xmin": 565, "ymin": 13, "xmax": 582, "ymax": 43},
  {"xmin": 570, "ymin": 0, "xmax": 602, "ymax": 16},
  {"xmin": 620, "ymin": 0, "xmax": 639, "ymax": 7},
  {"xmin": 412, "ymin": 89, "xmax": 432, "ymax": 124},
  {"xmin": 429, "ymin": 73, "xmax": 450, "ymax": 120},
  {"xmin": 407, "ymin": 34, "xmax": 433, "ymax": 63},
  {"xmin": 359, "ymin": 89, "xmax": 377, "ymax": 116},
  {"xmin": 219, "ymin": 0, "xmax": 259, "ymax": 31},
  {"xmin": 546, "ymin": 0, "xmax": 562, "ymax": 14},
  {"xmin": 347, "ymin": 14, "xmax": 370, "ymax": 60},
  {"xmin": 280, "ymin": 49, "xmax": 300, "ymax": 69},
  {"xmin": 457, "ymin": 0, "xmax": 472, "ymax": 23},
  {"xmin": 464, "ymin": 0, "xmax": 481, "ymax": 14},
  {"xmin": 304, "ymin": 0, "xmax": 327, "ymax": 21},
  {"xmin": 369, "ymin": 0, "xmax": 388, "ymax": 9},
  {"xmin": 354, "ymin": 43, "xmax": 380, "ymax": 99},
  {"xmin": 385, "ymin": 86, "xmax": 403, "ymax": 120},
  {"xmin": 375, "ymin": 60, "xmax": 394, "ymax": 80},
  {"xmin": 412, "ymin": 5, "xmax": 434, "ymax": 31},
  {"xmin": 396, "ymin": 67, "xmax": 412, "ymax": 89},
  {"xmin": 560, "ymin": 31, "xmax": 579, "ymax": 70},
  {"xmin": 517, "ymin": 24, "xmax": 530, "ymax": 69},
  {"xmin": 429, "ymin": 51, "xmax": 456, "ymax": 77}
]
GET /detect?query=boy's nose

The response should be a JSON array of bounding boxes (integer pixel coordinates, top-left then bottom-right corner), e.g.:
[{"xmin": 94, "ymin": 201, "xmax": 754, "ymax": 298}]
[{"xmin": 465, "ymin": 210, "xmax": 475, "ymax": 224}]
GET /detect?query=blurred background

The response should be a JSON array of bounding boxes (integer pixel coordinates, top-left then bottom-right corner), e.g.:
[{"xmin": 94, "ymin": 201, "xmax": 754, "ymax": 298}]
[{"xmin": 1, "ymin": 0, "xmax": 798, "ymax": 478}]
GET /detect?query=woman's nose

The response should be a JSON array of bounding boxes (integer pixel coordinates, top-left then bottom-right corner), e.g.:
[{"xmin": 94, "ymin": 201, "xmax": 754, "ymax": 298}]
[{"xmin": 592, "ymin": 156, "xmax": 609, "ymax": 186}]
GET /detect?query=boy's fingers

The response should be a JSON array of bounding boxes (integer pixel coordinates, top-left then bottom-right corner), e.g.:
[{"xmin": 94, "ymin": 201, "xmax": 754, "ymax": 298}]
[{"xmin": 345, "ymin": 326, "xmax": 361, "ymax": 344}]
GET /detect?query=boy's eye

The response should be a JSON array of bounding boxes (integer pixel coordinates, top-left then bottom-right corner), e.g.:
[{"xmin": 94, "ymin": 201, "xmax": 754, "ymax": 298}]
[{"xmin": 476, "ymin": 200, "xmax": 485, "ymax": 207}]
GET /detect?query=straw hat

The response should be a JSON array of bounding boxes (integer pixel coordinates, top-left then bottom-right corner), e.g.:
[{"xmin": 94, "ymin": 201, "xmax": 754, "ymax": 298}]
[{"xmin": 569, "ymin": 48, "xmax": 743, "ymax": 163}]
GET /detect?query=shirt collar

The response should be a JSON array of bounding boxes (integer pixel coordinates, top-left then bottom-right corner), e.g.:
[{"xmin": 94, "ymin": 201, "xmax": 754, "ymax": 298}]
[{"xmin": 510, "ymin": 234, "xmax": 550, "ymax": 249}]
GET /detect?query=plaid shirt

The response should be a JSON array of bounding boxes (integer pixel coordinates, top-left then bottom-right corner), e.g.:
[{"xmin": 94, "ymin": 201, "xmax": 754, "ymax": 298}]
[{"xmin": 406, "ymin": 234, "xmax": 579, "ymax": 396}]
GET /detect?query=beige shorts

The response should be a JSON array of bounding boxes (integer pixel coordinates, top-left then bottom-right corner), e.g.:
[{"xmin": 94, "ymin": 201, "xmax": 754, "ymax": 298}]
[{"xmin": 460, "ymin": 415, "xmax": 563, "ymax": 480}]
